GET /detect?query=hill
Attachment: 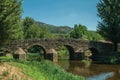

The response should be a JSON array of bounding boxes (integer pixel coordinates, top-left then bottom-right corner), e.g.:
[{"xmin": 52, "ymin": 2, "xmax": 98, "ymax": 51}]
[{"xmin": 35, "ymin": 21, "xmax": 72, "ymax": 34}]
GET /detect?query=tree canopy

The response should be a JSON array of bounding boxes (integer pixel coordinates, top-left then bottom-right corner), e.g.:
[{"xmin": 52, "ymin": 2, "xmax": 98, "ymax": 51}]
[
  {"xmin": 0, "ymin": 0, "xmax": 23, "ymax": 47},
  {"xmin": 70, "ymin": 24, "xmax": 88, "ymax": 39},
  {"xmin": 23, "ymin": 16, "xmax": 35, "ymax": 32},
  {"xmin": 97, "ymin": 0, "xmax": 120, "ymax": 51},
  {"xmin": 70, "ymin": 24, "xmax": 103, "ymax": 41},
  {"xmin": 23, "ymin": 17, "xmax": 48, "ymax": 39}
]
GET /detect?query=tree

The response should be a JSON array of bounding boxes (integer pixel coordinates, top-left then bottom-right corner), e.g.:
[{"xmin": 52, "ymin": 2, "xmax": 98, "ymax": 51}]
[
  {"xmin": 23, "ymin": 17, "xmax": 48, "ymax": 39},
  {"xmin": 39, "ymin": 26, "xmax": 47, "ymax": 38},
  {"xmin": 58, "ymin": 46, "xmax": 69, "ymax": 59},
  {"xmin": 70, "ymin": 24, "xmax": 87, "ymax": 39},
  {"xmin": 24, "ymin": 24, "xmax": 48, "ymax": 39},
  {"xmin": 24, "ymin": 25, "xmax": 41, "ymax": 39},
  {"xmin": 87, "ymin": 31, "xmax": 104, "ymax": 41},
  {"xmin": 23, "ymin": 16, "xmax": 35, "ymax": 32},
  {"xmin": 97, "ymin": 0, "xmax": 120, "ymax": 51},
  {"xmin": 0, "ymin": 0, "xmax": 23, "ymax": 47}
]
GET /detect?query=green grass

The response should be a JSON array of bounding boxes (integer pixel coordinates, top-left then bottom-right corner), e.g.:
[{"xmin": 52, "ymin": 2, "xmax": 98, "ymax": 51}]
[
  {"xmin": 0, "ymin": 56, "xmax": 85, "ymax": 80},
  {"xmin": 11, "ymin": 60, "xmax": 85, "ymax": 80}
]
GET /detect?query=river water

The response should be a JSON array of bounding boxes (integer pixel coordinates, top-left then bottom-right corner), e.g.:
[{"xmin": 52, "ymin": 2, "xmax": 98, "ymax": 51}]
[{"xmin": 57, "ymin": 60, "xmax": 120, "ymax": 80}]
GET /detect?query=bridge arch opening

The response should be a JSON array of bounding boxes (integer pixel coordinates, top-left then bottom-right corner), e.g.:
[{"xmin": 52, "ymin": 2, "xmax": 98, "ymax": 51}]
[
  {"xmin": 89, "ymin": 48, "xmax": 99, "ymax": 60},
  {"xmin": 27, "ymin": 45, "xmax": 46, "ymax": 61},
  {"xmin": 89, "ymin": 48, "xmax": 99, "ymax": 54},
  {"xmin": 58, "ymin": 45, "xmax": 74, "ymax": 60}
]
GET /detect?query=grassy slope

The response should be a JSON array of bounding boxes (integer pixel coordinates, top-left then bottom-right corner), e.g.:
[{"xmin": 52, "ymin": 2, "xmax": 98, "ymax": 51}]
[{"xmin": 0, "ymin": 56, "xmax": 85, "ymax": 80}]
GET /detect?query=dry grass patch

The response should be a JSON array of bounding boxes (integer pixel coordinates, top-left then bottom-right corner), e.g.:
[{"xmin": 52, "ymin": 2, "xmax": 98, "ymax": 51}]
[{"xmin": 0, "ymin": 62, "xmax": 32, "ymax": 80}]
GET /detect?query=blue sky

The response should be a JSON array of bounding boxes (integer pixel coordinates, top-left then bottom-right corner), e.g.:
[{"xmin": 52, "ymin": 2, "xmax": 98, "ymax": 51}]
[{"xmin": 22, "ymin": 0, "xmax": 100, "ymax": 30}]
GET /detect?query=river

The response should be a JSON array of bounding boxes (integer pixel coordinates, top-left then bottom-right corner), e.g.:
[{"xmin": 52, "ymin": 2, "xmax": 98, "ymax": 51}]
[{"xmin": 57, "ymin": 60, "xmax": 120, "ymax": 80}]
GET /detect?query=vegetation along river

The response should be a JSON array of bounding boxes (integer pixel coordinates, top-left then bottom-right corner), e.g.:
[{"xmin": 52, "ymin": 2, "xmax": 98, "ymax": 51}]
[{"xmin": 57, "ymin": 60, "xmax": 120, "ymax": 80}]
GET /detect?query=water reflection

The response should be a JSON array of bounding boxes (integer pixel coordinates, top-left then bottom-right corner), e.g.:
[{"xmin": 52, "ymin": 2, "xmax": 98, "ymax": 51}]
[
  {"xmin": 57, "ymin": 60, "xmax": 120, "ymax": 80},
  {"xmin": 87, "ymin": 72, "xmax": 114, "ymax": 80}
]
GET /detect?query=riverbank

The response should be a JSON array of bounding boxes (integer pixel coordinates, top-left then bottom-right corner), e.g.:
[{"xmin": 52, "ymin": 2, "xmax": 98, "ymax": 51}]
[{"xmin": 0, "ymin": 56, "xmax": 85, "ymax": 80}]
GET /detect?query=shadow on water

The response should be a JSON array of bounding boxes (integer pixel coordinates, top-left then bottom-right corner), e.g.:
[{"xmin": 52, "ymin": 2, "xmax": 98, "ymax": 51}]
[{"xmin": 57, "ymin": 60, "xmax": 120, "ymax": 80}]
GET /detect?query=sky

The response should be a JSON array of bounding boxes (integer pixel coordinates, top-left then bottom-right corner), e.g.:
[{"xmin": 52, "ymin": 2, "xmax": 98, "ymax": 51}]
[{"xmin": 22, "ymin": 0, "xmax": 100, "ymax": 30}]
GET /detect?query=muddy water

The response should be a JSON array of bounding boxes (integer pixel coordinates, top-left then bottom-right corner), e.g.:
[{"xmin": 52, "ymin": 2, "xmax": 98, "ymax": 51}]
[{"xmin": 57, "ymin": 60, "xmax": 120, "ymax": 80}]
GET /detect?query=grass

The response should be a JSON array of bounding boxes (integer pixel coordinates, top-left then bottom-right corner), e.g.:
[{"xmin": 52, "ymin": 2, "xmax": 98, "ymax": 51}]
[
  {"xmin": 11, "ymin": 60, "xmax": 85, "ymax": 80},
  {"xmin": 0, "ymin": 56, "xmax": 85, "ymax": 80}
]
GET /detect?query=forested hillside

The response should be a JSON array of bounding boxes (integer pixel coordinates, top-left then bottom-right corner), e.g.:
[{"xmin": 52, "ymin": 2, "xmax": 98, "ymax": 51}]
[
  {"xmin": 22, "ymin": 17, "xmax": 104, "ymax": 40},
  {"xmin": 35, "ymin": 21, "xmax": 72, "ymax": 34}
]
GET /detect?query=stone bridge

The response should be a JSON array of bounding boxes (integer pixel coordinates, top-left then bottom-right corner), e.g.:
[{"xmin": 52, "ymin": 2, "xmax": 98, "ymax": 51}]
[{"xmin": 7, "ymin": 39, "xmax": 114, "ymax": 62}]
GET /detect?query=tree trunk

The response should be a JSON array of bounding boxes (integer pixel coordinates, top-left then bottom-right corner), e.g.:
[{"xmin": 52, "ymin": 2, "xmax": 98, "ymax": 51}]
[{"xmin": 114, "ymin": 42, "xmax": 118, "ymax": 52}]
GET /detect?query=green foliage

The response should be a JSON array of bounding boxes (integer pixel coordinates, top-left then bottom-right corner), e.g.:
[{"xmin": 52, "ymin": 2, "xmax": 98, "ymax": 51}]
[
  {"xmin": 27, "ymin": 45, "xmax": 43, "ymax": 53},
  {"xmin": 35, "ymin": 21, "xmax": 72, "ymax": 34},
  {"xmin": 87, "ymin": 31, "xmax": 104, "ymax": 41},
  {"xmin": 47, "ymin": 33, "xmax": 70, "ymax": 39},
  {"xmin": 0, "ymin": 55, "xmax": 85, "ymax": 80},
  {"xmin": 70, "ymin": 24, "xmax": 104, "ymax": 41},
  {"xmin": 27, "ymin": 45, "xmax": 44, "ymax": 61},
  {"xmin": 58, "ymin": 46, "xmax": 69, "ymax": 59},
  {"xmin": 70, "ymin": 24, "xmax": 87, "ymax": 39},
  {"xmin": 27, "ymin": 53, "xmax": 42, "ymax": 61},
  {"xmin": 33, "ymin": 21, "xmax": 72, "ymax": 39},
  {"xmin": 97, "ymin": 0, "xmax": 120, "ymax": 51},
  {"xmin": 23, "ymin": 17, "xmax": 48, "ymax": 39},
  {"xmin": 0, "ymin": 55, "xmax": 13, "ymax": 63},
  {"xmin": 10, "ymin": 60, "xmax": 85, "ymax": 80},
  {"xmin": 39, "ymin": 26, "xmax": 48, "ymax": 38},
  {"xmin": 23, "ymin": 16, "xmax": 35, "ymax": 32},
  {"xmin": 50, "ymin": 26, "xmax": 72, "ymax": 34},
  {"xmin": 24, "ymin": 25, "xmax": 41, "ymax": 39},
  {"xmin": 0, "ymin": 0, "xmax": 24, "ymax": 47},
  {"xmin": 0, "ymin": 56, "xmax": 85, "ymax": 80}
]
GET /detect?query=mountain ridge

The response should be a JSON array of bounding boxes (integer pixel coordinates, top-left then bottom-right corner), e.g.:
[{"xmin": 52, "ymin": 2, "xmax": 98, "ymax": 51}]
[{"xmin": 35, "ymin": 21, "xmax": 72, "ymax": 34}]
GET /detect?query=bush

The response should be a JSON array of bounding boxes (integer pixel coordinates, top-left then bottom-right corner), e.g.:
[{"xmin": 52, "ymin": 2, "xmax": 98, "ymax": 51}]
[{"xmin": 27, "ymin": 52, "xmax": 44, "ymax": 61}]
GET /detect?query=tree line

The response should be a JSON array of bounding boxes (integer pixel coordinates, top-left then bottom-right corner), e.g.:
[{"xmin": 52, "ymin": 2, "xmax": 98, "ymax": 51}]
[
  {"xmin": 70, "ymin": 24, "xmax": 104, "ymax": 40},
  {"xmin": 23, "ymin": 17, "xmax": 104, "ymax": 40}
]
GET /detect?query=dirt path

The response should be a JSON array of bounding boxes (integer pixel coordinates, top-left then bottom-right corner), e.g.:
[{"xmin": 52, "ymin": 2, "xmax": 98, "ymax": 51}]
[{"xmin": 0, "ymin": 62, "xmax": 32, "ymax": 80}]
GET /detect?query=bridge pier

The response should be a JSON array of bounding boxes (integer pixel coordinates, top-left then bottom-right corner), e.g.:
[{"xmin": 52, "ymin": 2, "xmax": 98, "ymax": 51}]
[
  {"xmin": 46, "ymin": 49, "xmax": 84, "ymax": 62},
  {"xmin": 46, "ymin": 49, "xmax": 58, "ymax": 63},
  {"xmin": 13, "ymin": 48, "xmax": 27, "ymax": 60}
]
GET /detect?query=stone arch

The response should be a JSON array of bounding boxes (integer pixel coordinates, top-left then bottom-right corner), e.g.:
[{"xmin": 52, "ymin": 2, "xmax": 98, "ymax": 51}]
[
  {"xmin": 58, "ymin": 45, "xmax": 75, "ymax": 60},
  {"xmin": 27, "ymin": 44, "xmax": 46, "ymax": 59},
  {"xmin": 27, "ymin": 44, "xmax": 46, "ymax": 52}
]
